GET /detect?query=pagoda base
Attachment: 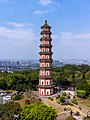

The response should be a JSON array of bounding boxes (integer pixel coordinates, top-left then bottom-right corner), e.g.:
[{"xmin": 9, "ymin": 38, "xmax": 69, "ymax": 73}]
[{"xmin": 38, "ymin": 87, "xmax": 54, "ymax": 96}]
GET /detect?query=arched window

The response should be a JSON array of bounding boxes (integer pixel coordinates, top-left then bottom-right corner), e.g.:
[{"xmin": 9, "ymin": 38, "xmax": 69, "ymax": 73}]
[
  {"xmin": 46, "ymin": 55, "xmax": 49, "ymax": 59},
  {"xmin": 42, "ymin": 56, "xmax": 44, "ymax": 59},
  {"xmin": 42, "ymin": 63, "xmax": 44, "ymax": 67},
  {"xmin": 46, "ymin": 48, "xmax": 49, "ymax": 51},
  {"xmin": 42, "ymin": 81, "xmax": 43, "ymax": 85},
  {"xmin": 46, "ymin": 63, "xmax": 49, "ymax": 67},
  {"xmin": 46, "ymin": 41, "xmax": 49, "ymax": 44},
  {"xmin": 47, "ymin": 81, "xmax": 48, "ymax": 85},
  {"xmin": 46, "ymin": 72, "xmax": 48, "ymax": 75}
]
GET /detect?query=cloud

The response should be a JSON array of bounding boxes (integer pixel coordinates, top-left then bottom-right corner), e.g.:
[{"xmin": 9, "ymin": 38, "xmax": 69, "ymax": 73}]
[
  {"xmin": 38, "ymin": 0, "xmax": 52, "ymax": 6},
  {"xmin": 7, "ymin": 22, "xmax": 32, "ymax": 28},
  {"xmin": 35, "ymin": 0, "xmax": 61, "ymax": 15},
  {"xmin": 60, "ymin": 32, "xmax": 90, "ymax": 41},
  {"xmin": 53, "ymin": 32, "xmax": 90, "ymax": 42},
  {"xmin": 0, "ymin": 26, "xmax": 37, "ymax": 46},
  {"xmin": 0, "ymin": 25, "xmax": 40, "ymax": 59},
  {"xmin": 52, "ymin": 32, "xmax": 90, "ymax": 59},
  {"xmin": 38, "ymin": 0, "xmax": 61, "ymax": 7},
  {"xmin": 33, "ymin": 9, "xmax": 54, "ymax": 15}
]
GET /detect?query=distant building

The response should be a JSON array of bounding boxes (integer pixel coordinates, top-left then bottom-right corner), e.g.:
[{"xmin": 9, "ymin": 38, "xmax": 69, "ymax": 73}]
[{"xmin": 38, "ymin": 20, "xmax": 54, "ymax": 96}]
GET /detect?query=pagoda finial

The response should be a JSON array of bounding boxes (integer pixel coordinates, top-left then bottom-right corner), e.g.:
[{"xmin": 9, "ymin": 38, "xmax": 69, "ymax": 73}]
[
  {"xmin": 45, "ymin": 20, "xmax": 47, "ymax": 24},
  {"xmin": 41, "ymin": 20, "xmax": 51, "ymax": 28}
]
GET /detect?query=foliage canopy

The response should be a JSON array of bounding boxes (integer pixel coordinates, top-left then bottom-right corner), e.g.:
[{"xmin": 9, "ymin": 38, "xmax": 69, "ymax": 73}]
[{"xmin": 19, "ymin": 103, "xmax": 57, "ymax": 120}]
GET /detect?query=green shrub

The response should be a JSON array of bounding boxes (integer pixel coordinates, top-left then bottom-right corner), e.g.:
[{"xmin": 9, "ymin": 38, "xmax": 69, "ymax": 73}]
[
  {"xmin": 13, "ymin": 94, "xmax": 23, "ymax": 100},
  {"xmin": 83, "ymin": 116, "xmax": 90, "ymax": 120},
  {"xmin": 6, "ymin": 90, "xmax": 13, "ymax": 93},
  {"xmin": 67, "ymin": 95, "xmax": 70, "ymax": 99},
  {"xmin": 48, "ymin": 97, "xmax": 51, "ymax": 99},
  {"xmin": 60, "ymin": 96, "xmax": 65, "ymax": 103},
  {"xmin": 73, "ymin": 96, "xmax": 76, "ymax": 99},
  {"xmin": 50, "ymin": 98, "xmax": 53, "ymax": 101},
  {"xmin": 72, "ymin": 98, "xmax": 78, "ymax": 105},
  {"xmin": 56, "ymin": 96, "xmax": 59, "ymax": 99},
  {"xmin": 58, "ymin": 94, "xmax": 60, "ymax": 98},
  {"xmin": 88, "ymin": 94, "xmax": 90, "ymax": 100},
  {"xmin": 75, "ymin": 111, "xmax": 80, "ymax": 116},
  {"xmin": 76, "ymin": 90, "xmax": 86, "ymax": 98},
  {"xmin": 83, "ymin": 117, "xmax": 87, "ymax": 120},
  {"xmin": 39, "ymin": 98, "xmax": 41, "ymax": 101},
  {"xmin": 66, "ymin": 116, "xmax": 76, "ymax": 120},
  {"xmin": 62, "ymin": 92, "xmax": 67, "ymax": 96}
]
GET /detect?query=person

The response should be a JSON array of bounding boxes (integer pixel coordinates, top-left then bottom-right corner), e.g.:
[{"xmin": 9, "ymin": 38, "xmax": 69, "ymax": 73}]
[
  {"xmin": 70, "ymin": 110, "xmax": 73, "ymax": 116},
  {"xmin": 87, "ymin": 111, "xmax": 89, "ymax": 118},
  {"xmin": 79, "ymin": 106, "xmax": 81, "ymax": 110},
  {"xmin": 68, "ymin": 105, "xmax": 70, "ymax": 111}
]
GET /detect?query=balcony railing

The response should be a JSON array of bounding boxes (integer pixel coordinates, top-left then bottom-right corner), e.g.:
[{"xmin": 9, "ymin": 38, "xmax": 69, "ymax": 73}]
[
  {"xmin": 39, "ymin": 59, "xmax": 53, "ymax": 62},
  {"xmin": 40, "ymin": 38, "xmax": 52, "ymax": 41},
  {"xmin": 39, "ymin": 44, "xmax": 53, "ymax": 48},
  {"xmin": 39, "ymin": 75, "xmax": 53, "ymax": 79},
  {"xmin": 40, "ymin": 67, "xmax": 52, "ymax": 70},
  {"xmin": 39, "ymin": 51, "xmax": 53, "ymax": 55},
  {"xmin": 38, "ymin": 84, "xmax": 55, "ymax": 88}
]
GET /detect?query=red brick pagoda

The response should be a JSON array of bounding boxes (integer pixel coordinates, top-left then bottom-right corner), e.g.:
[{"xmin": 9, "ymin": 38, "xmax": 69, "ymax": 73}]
[{"xmin": 38, "ymin": 20, "xmax": 54, "ymax": 96}]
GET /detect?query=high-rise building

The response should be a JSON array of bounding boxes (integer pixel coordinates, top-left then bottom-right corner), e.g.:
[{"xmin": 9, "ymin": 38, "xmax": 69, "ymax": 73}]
[{"xmin": 38, "ymin": 20, "xmax": 54, "ymax": 96}]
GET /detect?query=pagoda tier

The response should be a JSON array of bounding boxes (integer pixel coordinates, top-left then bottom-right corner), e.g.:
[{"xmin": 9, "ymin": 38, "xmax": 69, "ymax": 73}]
[
  {"xmin": 40, "ymin": 38, "xmax": 52, "ymax": 41},
  {"xmin": 38, "ymin": 20, "xmax": 54, "ymax": 96}
]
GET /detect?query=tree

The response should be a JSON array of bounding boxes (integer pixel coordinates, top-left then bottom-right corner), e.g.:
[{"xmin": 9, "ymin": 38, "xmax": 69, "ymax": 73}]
[
  {"xmin": 82, "ymin": 73, "xmax": 85, "ymax": 79},
  {"xmin": 5, "ymin": 70, "xmax": 39, "ymax": 91},
  {"xmin": 0, "ymin": 101, "xmax": 21, "ymax": 120},
  {"xmin": 76, "ymin": 90, "xmax": 86, "ymax": 98},
  {"xmin": 77, "ymin": 82, "xmax": 90, "ymax": 96},
  {"xmin": 0, "ymin": 77, "xmax": 7, "ymax": 90},
  {"xmin": 72, "ymin": 74, "xmax": 75, "ymax": 79},
  {"xmin": 19, "ymin": 103, "xmax": 57, "ymax": 120},
  {"xmin": 66, "ymin": 116, "xmax": 76, "ymax": 120}
]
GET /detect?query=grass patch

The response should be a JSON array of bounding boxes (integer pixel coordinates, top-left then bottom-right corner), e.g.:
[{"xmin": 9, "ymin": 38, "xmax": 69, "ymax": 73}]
[
  {"xmin": 43, "ymin": 98, "xmax": 64, "ymax": 113},
  {"xmin": 77, "ymin": 97, "xmax": 90, "ymax": 114},
  {"xmin": 14, "ymin": 99, "xmax": 25, "ymax": 108}
]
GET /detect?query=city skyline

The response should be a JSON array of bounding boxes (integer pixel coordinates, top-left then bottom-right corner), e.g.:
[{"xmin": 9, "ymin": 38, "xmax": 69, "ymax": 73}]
[{"xmin": 0, "ymin": 0, "xmax": 90, "ymax": 60}]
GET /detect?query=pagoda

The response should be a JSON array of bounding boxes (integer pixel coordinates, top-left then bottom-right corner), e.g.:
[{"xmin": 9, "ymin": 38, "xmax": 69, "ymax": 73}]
[{"xmin": 38, "ymin": 20, "xmax": 54, "ymax": 96}]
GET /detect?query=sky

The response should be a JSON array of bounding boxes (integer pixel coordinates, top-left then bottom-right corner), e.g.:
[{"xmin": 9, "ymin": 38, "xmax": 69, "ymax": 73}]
[{"xmin": 0, "ymin": 0, "xmax": 90, "ymax": 60}]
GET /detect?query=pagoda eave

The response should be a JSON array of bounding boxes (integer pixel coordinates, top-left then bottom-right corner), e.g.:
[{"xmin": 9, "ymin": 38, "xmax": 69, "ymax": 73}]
[
  {"xmin": 38, "ymin": 85, "xmax": 55, "ymax": 88},
  {"xmin": 39, "ymin": 52, "xmax": 53, "ymax": 55},
  {"xmin": 40, "ymin": 67, "xmax": 52, "ymax": 70},
  {"xmin": 40, "ymin": 38, "xmax": 52, "ymax": 41},
  {"xmin": 39, "ymin": 45, "xmax": 53, "ymax": 48},
  {"xmin": 39, "ymin": 59, "xmax": 53, "ymax": 62},
  {"xmin": 40, "ymin": 31, "xmax": 52, "ymax": 35}
]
